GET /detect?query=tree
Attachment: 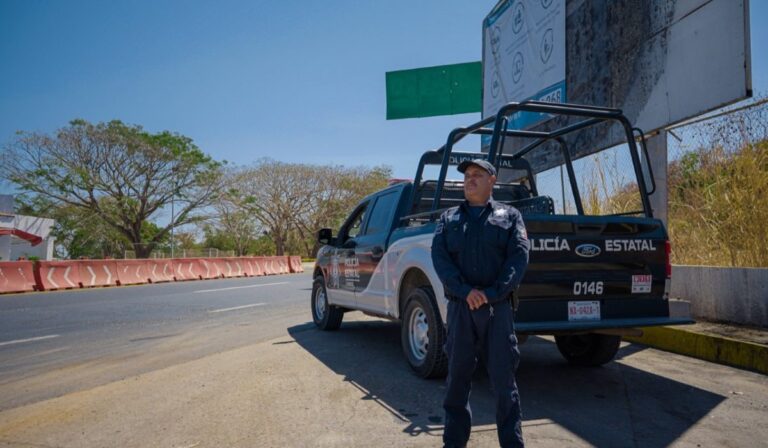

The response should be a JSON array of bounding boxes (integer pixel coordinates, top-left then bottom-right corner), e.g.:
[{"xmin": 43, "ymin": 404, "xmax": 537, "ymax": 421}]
[
  {"xmin": 211, "ymin": 170, "xmax": 264, "ymax": 256},
  {"xmin": 226, "ymin": 159, "xmax": 391, "ymax": 256},
  {"xmin": 1, "ymin": 120, "xmax": 223, "ymax": 258},
  {"xmin": 290, "ymin": 164, "xmax": 391, "ymax": 256}
]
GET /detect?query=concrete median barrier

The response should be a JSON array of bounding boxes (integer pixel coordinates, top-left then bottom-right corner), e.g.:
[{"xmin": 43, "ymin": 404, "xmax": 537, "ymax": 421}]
[
  {"xmin": 256, "ymin": 257, "xmax": 274, "ymax": 275},
  {"xmin": 115, "ymin": 260, "xmax": 150, "ymax": 285},
  {"xmin": 212, "ymin": 258, "xmax": 242, "ymax": 278},
  {"xmin": 77, "ymin": 260, "xmax": 119, "ymax": 288},
  {"xmin": 13, "ymin": 254, "xmax": 304, "ymax": 295},
  {"xmin": 0, "ymin": 261, "xmax": 37, "ymax": 294},
  {"xmin": 289, "ymin": 256, "xmax": 304, "ymax": 273},
  {"xmin": 173, "ymin": 259, "xmax": 204, "ymax": 281},
  {"xmin": 278, "ymin": 256, "xmax": 289, "ymax": 274},
  {"xmin": 147, "ymin": 260, "xmax": 174, "ymax": 283},
  {"xmin": 36, "ymin": 261, "xmax": 81, "ymax": 291},
  {"xmin": 198, "ymin": 259, "xmax": 221, "ymax": 279},
  {"xmin": 243, "ymin": 258, "xmax": 264, "ymax": 277}
]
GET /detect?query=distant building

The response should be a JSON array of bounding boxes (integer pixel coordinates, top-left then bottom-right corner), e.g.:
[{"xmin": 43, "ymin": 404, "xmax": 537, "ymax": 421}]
[{"xmin": 0, "ymin": 195, "xmax": 55, "ymax": 261}]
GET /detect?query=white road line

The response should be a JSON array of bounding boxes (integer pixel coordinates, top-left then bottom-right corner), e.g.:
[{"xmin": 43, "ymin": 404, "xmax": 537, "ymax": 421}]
[
  {"xmin": 208, "ymin": 303, "xmax": 266, "ymax": 313},
  {"xmin": 0, "ymin": 334, "xmax": 60, "ymax": 348},
  {"xmin": 193, "ymin": 281, "xmax": 289, "ymax": 294}
]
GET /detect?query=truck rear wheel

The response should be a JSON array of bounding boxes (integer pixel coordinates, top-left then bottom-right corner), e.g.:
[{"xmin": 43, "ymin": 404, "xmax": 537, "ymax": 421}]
[
  {"xmin": 555, "ymin": 333, "xmax": 621, "ymax": 366},
  {"xmin": 401, "ymin": 286, "xmax": 448, "ymax": 378},
  {"xmin": 312, "ymin": 277, "xmax": 343, "ymax": 331}
]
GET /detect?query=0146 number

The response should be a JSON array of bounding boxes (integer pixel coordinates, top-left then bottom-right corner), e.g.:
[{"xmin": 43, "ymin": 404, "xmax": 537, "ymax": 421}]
[{"xmin": 573, "ymin": 281, "xmax": 604, "ymax": 296}]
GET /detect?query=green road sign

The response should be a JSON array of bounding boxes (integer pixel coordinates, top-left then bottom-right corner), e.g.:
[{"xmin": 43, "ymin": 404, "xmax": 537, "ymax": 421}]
[{"xmin": 386, "ymin": 61, "xmax": 481, "ymax": 120}]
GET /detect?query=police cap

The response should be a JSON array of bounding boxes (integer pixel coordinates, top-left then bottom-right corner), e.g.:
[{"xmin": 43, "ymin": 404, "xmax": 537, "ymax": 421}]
[{"xmin": 457, "ymin": 159, "xmax": 497, "ymax": 177}]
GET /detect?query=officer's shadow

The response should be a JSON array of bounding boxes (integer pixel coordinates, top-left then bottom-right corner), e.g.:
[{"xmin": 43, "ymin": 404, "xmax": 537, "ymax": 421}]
[{"xmin": 287, "ymin": 315, "xmax": 724, "ymax": 447}]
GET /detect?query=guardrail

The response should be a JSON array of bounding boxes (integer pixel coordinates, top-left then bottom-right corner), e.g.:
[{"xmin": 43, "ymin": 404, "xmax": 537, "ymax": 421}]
[{"xmin": 0, "ymin": 255, "xmax": 304, "ymax": 294}]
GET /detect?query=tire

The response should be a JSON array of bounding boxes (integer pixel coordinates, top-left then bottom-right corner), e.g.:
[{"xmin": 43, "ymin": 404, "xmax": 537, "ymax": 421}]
[
  {"xmin": 400, "ymin": 286, "xmax": 448, "ymax": 379},
  {"xmin": 311, "ymin": 276, "xmax": 343, "ymax": 331},
  {"xmin": 555, "ymin": 333, "xmax": 621, "ymax": 366}
]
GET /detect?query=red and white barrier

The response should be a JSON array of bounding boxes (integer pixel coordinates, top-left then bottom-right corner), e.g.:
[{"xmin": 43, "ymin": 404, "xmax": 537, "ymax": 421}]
[
  {"xmin": 12, "ymin": 254, "xmax": 305, "ymax": 294},
  {"xmin": 147, "ymin": 260, "xmax": 174, "ymax": 283},
  {"xmin": 0, "ymin": 261, "xmax": 37, "ymax": 294},
  {"xmin": 173, "ymin": 259, "xmax": 203, "ymax": 281},
  {"xmin": 244, "ymin": 257, "xmax": 264, "ymax": 277},
  {"xmin": 115, "ymin": 260, "xmax": 150, "ymax": 285},
  {"xmin": 198, "ymin": 258, "xmax": 222, "ymax": 279},
  {"xmin": 289, "ymin": 256, "xmax": 304, "ymax": 273},
  {"xmin": 36, "ymin": 261, "xmax": 82, "ymax": 291},
  {"xmin": 77, "ymin": 260, "xmax": 119, "ymax": 288},
  {"xmin": 217, "ymin": 258, "xmax": 246, "ymax": 278}
]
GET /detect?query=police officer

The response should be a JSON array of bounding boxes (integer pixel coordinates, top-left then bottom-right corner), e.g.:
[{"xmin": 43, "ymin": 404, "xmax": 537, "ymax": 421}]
[{"xmin": 431, "ymin": 159, "xmax": 530, "ymax": 448}]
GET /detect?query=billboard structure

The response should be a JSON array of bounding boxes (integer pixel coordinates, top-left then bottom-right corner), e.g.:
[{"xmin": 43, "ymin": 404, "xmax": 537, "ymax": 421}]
[
  {"xmin": 483, "ymin": 0, "xmax": 752, "ymax": 173},
  {"xmin": 483, "ymin": 0, "xmax": 566, "ymax": 130}
]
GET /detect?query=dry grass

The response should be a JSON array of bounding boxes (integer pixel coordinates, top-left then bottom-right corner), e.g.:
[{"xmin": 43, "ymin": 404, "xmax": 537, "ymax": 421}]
[
  {"xmin": 668, "ymin": 141, "xmax": 768, "ymax": 267},
  {"xmin": 577, "ymin": 98, "xmax": 767, "ymax": 267},
  {"xmin": 580, "ymin": 149, "xmax": 642, "ymax": 216}
]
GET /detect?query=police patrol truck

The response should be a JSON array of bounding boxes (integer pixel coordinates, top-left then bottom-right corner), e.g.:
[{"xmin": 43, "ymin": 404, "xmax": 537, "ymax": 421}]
[{"xmin": 311, "ymin": 101, "xmax": 692, "ymax": 378}]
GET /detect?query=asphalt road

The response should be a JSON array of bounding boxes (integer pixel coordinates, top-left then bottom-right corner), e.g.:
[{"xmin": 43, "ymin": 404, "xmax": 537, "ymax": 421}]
[
  {"xmin": 0, "ymin": 274, "xmax": 309, "ymax": 411},
  {"xmin": 0, "ymin": 272, "xmax": 766, "ymax": 447}
]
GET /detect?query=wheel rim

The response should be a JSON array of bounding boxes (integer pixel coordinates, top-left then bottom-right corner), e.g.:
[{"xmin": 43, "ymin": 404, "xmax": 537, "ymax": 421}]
[
  {"xmin": 408, "ymin": 306, "xmax": 429, "ymax": 362},
  {"xmin": 315, "ymin": 287, "xmax": 327, "ymax": 321}
]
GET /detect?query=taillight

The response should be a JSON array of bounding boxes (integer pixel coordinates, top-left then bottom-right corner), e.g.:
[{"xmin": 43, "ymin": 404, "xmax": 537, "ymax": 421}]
[{"xmin": 665, "ymin": 240, "xmax": 672, "ymax": 278}]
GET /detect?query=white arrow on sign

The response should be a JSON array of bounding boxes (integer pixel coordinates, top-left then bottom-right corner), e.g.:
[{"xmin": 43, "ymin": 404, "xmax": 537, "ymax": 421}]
[
  {"xmin": 102, "ymin": 265, "xmax": 112, "ymax": 284},
  {"xmin": 17, "ymin": 267, "xmax": 29, "ymax": 283},
  {"xmin": 86, "ymin": 266, "xmax": 96, "ymax": 286},
  {"xmin": 46, "ymin": 267, "xmax": 59, "ymax": 289},
  {"xmin": 63, "ymin": 266, "xmax": 75, "ymax": 288}
]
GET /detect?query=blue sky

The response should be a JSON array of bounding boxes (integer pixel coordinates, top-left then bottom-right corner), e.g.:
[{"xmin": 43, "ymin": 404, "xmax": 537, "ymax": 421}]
[{"xmin": 1, "ymin": 0, "xmax": 766, "ymax": 188}]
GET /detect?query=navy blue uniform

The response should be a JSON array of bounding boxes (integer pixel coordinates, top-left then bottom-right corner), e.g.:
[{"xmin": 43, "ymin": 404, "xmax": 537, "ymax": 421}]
[{"xmin": 431, "ymin": 199, "xmax": 529, "ymax": 448}]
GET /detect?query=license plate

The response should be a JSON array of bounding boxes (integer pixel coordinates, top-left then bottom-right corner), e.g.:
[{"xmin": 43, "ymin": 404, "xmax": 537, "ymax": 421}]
[{"xmin": 568, "ymin": 301, "xmax": 601, "ymax": 321}]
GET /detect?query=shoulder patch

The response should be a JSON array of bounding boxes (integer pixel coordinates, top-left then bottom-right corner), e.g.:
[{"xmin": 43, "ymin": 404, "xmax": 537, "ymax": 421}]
[
  {"xmin": 487, "ymin": 211, "xmax": 513, "ymax": 229},
  {"xmin": 517, "ymin": 223, "xmax": 528, "ymax": 240}
]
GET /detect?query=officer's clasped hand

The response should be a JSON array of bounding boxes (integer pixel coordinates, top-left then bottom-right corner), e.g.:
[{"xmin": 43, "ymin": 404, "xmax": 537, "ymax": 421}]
[{"xmin": 465, "ymin": 288, "xmax": 488, "ymax": 310}]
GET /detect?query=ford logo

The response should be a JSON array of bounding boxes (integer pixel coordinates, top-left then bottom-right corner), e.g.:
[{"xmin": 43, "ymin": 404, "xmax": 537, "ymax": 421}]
[{"xmin": 575, "ymin": 244, "xmax": 601, "ymax": 258}]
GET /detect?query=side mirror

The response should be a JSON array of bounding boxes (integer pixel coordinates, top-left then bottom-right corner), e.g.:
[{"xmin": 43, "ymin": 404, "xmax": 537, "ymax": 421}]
[
  {"xmin": 318, "ymin": 228, "xmax": 334, "ymax": 245},
  {"xmin": 634, "ymin": 128, "xmax": 657, "ymax": 196}
]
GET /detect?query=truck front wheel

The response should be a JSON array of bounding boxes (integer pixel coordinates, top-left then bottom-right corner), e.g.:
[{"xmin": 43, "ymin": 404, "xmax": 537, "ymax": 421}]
[
  {"xmin": 401, "ymin": 287, "xmax": 448, "ymax": 378},
  {"xmin": 555, "ymin": 333, "xmax": 621, "ymax": 366},
  {"xmin": 312, "ymin": 277, "xmax": 343, "ymax": 331}
]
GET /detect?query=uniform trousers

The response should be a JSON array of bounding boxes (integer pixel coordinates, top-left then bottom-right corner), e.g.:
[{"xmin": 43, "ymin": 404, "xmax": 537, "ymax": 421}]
[{"xmin": 443, "ymin": 299, "xmax": 524, "ymax": 448}]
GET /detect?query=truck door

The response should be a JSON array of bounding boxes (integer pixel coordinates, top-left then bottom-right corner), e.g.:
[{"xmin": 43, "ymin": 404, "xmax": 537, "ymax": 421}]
[
  {"xmin": 353, "ymin": 190, "xmax": 400, "ymax": 312},
  {"xmin": 326, "ymin": 201, "xmax": 369, "ymax": 307}
]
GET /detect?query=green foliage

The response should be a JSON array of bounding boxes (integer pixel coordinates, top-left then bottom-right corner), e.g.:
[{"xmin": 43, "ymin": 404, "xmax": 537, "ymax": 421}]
[
  {"xmin": 222, "ymin": 159, "xmax": 391, "ymax": 257},
  {"xmin": 202, "ymin": 225, "xmax": 275, "ymax": 256},
  {"xmin": 1, "ymin": 119, "xmax": 223, "ymax": 258}
]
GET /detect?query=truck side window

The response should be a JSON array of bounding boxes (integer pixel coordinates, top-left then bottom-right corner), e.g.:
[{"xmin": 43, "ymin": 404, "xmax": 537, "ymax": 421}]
[
  {"xmin": 364, "ymin": 191, "xmax": 399, "ymax": 236},
  {"xmin": 340, "ymin": 202, "xmax": 368, "ymax": 243}
]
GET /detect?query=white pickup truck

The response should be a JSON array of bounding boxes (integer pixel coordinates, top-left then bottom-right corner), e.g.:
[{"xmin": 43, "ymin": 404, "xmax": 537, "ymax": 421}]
[{"xmin": 311, "ymin": 102, "xmax": 693, "ymax": 378}]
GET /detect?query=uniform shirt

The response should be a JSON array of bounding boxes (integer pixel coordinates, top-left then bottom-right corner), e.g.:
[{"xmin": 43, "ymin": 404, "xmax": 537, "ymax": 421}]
[{"xmin": 431, "ymin": 199, "xmax": 530, "ymax": 303}]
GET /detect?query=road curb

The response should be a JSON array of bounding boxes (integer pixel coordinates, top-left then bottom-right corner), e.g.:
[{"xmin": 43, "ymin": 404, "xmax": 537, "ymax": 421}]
[{"xmin": 623, "ymin": 326, "xmax": 768, "ymax": 375}]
